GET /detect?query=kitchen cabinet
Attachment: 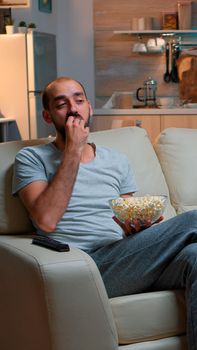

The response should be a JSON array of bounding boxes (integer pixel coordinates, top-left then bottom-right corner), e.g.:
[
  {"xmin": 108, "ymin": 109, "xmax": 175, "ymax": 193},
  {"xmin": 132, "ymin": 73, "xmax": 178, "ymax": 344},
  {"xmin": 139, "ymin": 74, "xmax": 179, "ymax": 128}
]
[
  {"xmin": 92, "ymin": 110, "xmax": 197, "ymax": 143},
  {"xmin": 91, "ymin": 115, "xmax": 161, "ymax": 143},
  {"xmin": 161, "ymin": 115, "xmax": 197, "ymax": 130}
]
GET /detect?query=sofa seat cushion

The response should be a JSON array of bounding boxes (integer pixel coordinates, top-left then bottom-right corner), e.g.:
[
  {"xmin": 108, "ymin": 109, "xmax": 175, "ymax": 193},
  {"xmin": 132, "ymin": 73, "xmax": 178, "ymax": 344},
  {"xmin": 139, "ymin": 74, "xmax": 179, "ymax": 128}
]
[
  {"xmin": 154, "ymin": 128, "xmax": 197, "ymax": 214},
  {"xmin": 110, "ymin": 290, "xmax": 186, "ymax": 345},
  {"xmin": 116, "ymin": 335, "xmax": 187, "ymax": 350}
]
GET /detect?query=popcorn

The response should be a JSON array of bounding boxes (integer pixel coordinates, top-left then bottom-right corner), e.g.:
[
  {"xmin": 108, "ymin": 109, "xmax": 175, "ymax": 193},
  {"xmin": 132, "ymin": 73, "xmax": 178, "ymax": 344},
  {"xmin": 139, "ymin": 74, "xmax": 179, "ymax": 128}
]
[{"xmin": 110, "ymin": 195, "xmax": 167, "ymax": 226}]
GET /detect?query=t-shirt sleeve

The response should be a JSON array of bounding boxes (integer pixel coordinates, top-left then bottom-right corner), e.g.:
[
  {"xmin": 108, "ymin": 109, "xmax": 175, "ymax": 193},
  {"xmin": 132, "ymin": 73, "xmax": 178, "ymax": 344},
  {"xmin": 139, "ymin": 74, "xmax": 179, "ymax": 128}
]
[
  {"xmin": 12, "ymin": 147, "xmax": 48, "ymax": 196},
  {"xmin": 120, "ymin": 155, "xmax": 138, "ymax": 195}
]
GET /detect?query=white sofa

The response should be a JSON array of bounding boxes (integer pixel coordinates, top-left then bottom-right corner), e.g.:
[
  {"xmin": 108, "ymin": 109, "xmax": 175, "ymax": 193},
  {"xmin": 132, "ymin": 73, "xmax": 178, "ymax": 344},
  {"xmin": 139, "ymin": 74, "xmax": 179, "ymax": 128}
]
[{"xmin": 1, "ymin": 126, "xmax": 195, "ymax": 350}]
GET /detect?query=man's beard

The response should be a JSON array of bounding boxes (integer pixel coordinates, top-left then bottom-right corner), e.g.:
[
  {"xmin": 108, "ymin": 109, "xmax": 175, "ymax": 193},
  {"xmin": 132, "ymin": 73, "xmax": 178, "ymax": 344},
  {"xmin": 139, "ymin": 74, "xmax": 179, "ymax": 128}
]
[
  {"xmin": 65, "ymin": 112, "xmax": 92, "ymax": 127},
  {"xmin": 57, "ymin": 113, "xmax": 93, "ymax": 140},
  {"xmin": 85, "ymin": 114, "xmax": 93, "ymax": 127}
]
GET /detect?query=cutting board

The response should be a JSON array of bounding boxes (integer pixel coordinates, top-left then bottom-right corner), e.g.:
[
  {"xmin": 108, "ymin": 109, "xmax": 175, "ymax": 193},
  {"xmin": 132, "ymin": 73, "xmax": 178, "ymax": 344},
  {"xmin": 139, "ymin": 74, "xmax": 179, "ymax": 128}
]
[{"xmin": 178, "ymin": 51, "xmax": 197, "ymax": 102}]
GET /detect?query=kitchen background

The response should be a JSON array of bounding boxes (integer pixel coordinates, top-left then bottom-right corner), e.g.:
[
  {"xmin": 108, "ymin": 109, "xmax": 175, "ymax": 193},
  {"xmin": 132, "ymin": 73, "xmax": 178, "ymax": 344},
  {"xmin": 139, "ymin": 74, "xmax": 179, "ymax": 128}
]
[
  {"xmin": 94, "ymin": 0, "xmax": 197, "ymax": 108},
  {"xmin": 1, "ymin": 0, "xmax": 197, "ymax": 142},
  {"xmin": 1, "ymin": 0, "xmax": 197, "ymax": 108},
  {"xmin": 1, "ymin": 0, "xmax": 197, "ymax": 109},
  {"xmin": 0, "ymin": 0, "xmax": 95, "ymax": 106}
]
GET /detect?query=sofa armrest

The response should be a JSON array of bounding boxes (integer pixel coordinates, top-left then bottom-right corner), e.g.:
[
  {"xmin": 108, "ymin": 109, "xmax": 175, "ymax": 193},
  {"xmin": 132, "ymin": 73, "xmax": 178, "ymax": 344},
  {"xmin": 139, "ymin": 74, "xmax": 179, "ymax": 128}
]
[{"xmin": 0, "ymin": 235, "xmax": 118, "ymax": 350}]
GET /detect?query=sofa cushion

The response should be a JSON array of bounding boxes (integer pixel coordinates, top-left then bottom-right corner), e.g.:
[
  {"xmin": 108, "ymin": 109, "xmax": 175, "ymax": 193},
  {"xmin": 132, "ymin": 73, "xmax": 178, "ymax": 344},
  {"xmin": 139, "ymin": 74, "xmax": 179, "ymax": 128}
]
[
  {"xmin": 117, "ymin": 336, "xmax": 187, "ymax": 350},
  {"xmin": 154, "ymin": 128, "xmax": 197, "ymax": 214},
  {"xmin": 0, "ymin": 127, "xmax": 176, "ymax": 235},
  {"xmin": 0, "ymin": 235, "xmax": 118, "ymax": 350},
  {"xmin": 89, "ymin": 127, "xmax": 176, "ymax": 220},
  {"xmin": 0, "ymin": 138, "xmax": 52, "ymax": 234},
  {"xmin": 110, "ymin": 290, "xmax": 186, "ymax": 345}
]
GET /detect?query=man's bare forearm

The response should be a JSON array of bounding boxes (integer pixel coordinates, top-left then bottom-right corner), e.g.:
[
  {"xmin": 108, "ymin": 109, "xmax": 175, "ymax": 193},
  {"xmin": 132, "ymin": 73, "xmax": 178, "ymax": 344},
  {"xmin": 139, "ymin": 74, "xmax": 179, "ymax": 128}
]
[{"xmin": 27, "ymin": 148, "xmax": 81, "ymax": 232}]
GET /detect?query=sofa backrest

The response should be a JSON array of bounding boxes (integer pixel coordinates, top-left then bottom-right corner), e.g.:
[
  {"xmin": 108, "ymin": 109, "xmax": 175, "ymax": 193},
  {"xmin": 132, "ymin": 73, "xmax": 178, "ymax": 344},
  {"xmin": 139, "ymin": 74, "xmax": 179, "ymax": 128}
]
[
  {"xmin": 0, "ymin": 127, "xmax": 175, "ymax": 235},
  {"xmin": 89, "ymin": 127, "xmax": 176, "ymax": 220},
  {"xmin": 155, "ymin": 127, "xmax": 197, "ymax": 214},
  {"xmin": 0, "ymin": 138, "xmax": 53, "ymax": 234}
]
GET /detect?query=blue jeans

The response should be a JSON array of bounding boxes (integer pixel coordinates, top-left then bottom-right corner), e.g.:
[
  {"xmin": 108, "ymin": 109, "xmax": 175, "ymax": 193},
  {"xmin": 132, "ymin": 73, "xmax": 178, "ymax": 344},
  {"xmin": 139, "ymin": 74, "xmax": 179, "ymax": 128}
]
[{"xmin": 89, "ymin": 210, "xmax": 197, "ymax": 350}]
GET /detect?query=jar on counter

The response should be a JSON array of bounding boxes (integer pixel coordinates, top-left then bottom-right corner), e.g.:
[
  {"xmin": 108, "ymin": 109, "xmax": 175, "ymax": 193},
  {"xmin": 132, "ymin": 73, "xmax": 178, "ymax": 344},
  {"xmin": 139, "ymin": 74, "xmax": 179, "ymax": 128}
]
[{"xmin": 178, "ymin": 1, "xmax": 192, "ymax": 29}]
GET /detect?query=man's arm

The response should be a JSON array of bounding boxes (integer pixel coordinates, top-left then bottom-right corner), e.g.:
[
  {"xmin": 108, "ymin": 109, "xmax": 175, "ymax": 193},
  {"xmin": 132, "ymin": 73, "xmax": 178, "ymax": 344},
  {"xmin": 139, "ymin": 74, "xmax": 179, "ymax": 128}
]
[
  {"xmin": 18, "ymin": 118, "xmax": 89, "ymax": 232},
  {"xmin": 19, "ymin": 149, "xmax": 80, "ymax": 232}
]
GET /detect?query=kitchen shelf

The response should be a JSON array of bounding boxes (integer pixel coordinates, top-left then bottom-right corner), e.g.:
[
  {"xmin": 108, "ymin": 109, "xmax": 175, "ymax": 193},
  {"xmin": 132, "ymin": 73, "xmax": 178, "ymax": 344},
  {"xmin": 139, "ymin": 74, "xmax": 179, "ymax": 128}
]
[
  {"xmin": 0, "ymin": 0, "xmax": 29, "ymax": 8},
  {"xmin": 114, "ymin": 30, "xmax": 197, "ymax": 35}
]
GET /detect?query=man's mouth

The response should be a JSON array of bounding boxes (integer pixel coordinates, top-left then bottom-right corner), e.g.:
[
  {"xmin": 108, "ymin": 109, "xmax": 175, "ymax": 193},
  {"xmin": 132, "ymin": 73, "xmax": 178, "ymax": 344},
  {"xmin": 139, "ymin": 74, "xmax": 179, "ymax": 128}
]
[
  {"xmin": 66, "ymin": 112, "xmax": 82, "ymax": 121},
  {"xmin": 65, "ymin": 112, "xmax": 92, "ymax": 127}
]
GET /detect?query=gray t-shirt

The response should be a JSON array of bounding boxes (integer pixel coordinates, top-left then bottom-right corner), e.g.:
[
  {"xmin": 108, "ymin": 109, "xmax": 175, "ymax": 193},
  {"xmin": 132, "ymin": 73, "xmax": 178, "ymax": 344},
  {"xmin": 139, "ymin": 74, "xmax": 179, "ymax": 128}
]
[{"xmin": 12, "ymin": 143, "xmax": 138, "ymax": 252}]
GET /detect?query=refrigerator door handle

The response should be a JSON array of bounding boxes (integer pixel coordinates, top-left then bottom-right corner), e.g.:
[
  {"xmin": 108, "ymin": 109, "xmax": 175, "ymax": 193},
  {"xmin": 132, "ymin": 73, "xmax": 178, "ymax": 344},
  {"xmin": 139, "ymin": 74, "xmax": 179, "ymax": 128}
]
[{"xmin": 29, "ymin": 90, "xmax": 42, "ymax": 94}]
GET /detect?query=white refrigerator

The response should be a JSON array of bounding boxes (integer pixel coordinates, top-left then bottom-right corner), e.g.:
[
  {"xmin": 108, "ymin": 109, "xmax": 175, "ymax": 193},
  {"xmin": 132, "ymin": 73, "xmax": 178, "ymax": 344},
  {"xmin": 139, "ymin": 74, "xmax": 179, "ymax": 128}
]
[{"xmin": 0, "ymin": 31, "xmax": 57, "ymax": 140}]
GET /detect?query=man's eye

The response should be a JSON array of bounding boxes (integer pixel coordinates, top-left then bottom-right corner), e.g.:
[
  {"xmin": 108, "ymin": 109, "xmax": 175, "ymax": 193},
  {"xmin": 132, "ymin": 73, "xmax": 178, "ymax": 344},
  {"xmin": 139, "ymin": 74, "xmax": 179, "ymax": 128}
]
[
  {"xmin": 57, "ymin": 102, "xmax": 67, "ymax": 109},
  {"xmin": 76, "ymin": 99, "xmax": 84, "ymax": 104}
]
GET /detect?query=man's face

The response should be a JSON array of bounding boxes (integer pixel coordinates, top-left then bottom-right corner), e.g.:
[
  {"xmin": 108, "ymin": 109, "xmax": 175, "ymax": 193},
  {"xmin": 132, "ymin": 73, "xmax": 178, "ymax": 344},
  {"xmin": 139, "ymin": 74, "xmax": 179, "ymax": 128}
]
[{"xmin": 44, "ymin": 79, "xmax": 92, "ymax": 138}]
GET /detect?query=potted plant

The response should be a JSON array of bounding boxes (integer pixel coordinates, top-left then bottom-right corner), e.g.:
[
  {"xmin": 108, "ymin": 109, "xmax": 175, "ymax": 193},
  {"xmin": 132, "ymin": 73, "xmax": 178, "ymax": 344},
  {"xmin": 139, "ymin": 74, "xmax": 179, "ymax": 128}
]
[
  {"xmin": 28, "ymin": 22, "xmax": 37, "ymax": 33},
  {"xmin": 5, "ymin": 17, "xmax": 15, "ymax": 35},
  {"xmin": 18, "ymin": 21, "xmax": 27, "ymax": 33}
]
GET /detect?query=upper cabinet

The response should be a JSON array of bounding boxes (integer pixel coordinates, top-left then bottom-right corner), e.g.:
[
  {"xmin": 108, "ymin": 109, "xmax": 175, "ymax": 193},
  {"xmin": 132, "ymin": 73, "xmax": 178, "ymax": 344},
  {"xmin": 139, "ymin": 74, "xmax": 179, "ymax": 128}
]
[{"xmin": 0, "ymin": 1, "xmax": 29, "ymax": 8}]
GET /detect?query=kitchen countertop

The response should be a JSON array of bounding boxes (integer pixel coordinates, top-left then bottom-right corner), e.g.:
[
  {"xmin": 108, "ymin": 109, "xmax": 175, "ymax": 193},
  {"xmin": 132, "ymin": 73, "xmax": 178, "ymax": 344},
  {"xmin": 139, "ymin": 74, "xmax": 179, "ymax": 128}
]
[
  {"xmin": 94, "ymin": 108, "xmax": 197, "ymax": 115},
  {"xmin": 0, "ymin": 117, "xmax": 16, "ymax": 122}
]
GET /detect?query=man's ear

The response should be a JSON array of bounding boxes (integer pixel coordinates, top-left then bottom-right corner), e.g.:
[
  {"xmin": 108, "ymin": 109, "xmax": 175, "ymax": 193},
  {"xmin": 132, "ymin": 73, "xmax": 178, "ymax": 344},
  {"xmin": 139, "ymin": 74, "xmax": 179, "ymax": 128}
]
[
  {"xmin": 88, "ymin": 101, "xmax": 93, "ymax": 117},
  {"xmin": 42, "ymin": 110, "xmax": 53, "ymax": 124}
]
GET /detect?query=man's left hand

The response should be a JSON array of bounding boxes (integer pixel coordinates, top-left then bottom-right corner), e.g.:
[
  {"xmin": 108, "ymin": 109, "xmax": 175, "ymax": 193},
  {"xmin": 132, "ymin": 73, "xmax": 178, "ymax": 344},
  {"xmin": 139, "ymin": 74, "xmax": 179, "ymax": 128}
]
[{"xmin": 113, "ymin": 215, "xmax": 164, "ymax": 236}]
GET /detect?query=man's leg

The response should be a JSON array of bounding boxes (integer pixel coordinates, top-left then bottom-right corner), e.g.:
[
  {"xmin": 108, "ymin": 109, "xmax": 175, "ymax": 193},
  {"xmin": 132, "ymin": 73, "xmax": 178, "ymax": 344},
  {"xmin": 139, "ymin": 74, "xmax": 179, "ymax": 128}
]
[
  {"xmin": 89, "ymin": 210, "xmax": 197, "ymax": 350},
  {"xmin": 153, "ymin": 244, "xmax": 197, "ymax": 350}
]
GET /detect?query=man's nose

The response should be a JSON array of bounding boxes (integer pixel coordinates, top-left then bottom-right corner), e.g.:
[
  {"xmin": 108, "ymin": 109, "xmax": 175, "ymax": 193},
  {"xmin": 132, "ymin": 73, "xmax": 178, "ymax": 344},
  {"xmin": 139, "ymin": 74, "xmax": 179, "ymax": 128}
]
[
  {"xmin": 67, "ymin": 100, "xmax": 78, "ymax": 113},
  {"xmin": 66, "ymin": 100, "xmax": 80, "ymax": 119}
]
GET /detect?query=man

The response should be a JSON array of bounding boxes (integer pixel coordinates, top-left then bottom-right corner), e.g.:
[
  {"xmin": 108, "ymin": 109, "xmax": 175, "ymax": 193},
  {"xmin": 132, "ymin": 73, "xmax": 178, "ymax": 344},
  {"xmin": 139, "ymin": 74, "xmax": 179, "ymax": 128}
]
[{"xmin": 12, "ymin": 76, "xmax": 197, "ymax": 350}]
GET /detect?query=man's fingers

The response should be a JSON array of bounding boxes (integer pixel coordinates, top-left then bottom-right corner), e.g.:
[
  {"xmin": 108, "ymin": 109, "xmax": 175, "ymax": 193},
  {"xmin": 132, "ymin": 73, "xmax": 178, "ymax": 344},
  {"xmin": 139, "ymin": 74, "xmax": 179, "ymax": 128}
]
[
  {"xmin": 155, "ymin": 215, "xmax": 164, "ymax": 224},
  {"xmin": 113, "ymin": 216, "xmax": 135, "ymax": 236}
]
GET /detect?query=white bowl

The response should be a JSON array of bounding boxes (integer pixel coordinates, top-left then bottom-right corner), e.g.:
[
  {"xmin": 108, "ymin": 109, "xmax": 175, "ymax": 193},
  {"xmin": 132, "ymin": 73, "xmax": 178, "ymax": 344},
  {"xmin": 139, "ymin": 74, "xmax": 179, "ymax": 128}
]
[
  {"xmin": 147, "ymin": 45, "xmax": 163, "ymax": 53},
  {"xmin": 184, "ymin": 103, "xmax": 197, "ymax": 109},
  {"xmin": 147, "ymin": 38, "xmax": 156, "ymax": 47},
  {"xmin": 133, "ymin": 43, "xmax": 147, "ymax": 53},
  {"xmin": 155, "ymin": 37, "xmax": 165, "ymax": 48},
  {"xmin": 157, "ymin": 97, "xmax": 175, "ymax": 108},
  {"xmin": 109, "ymin": 195, "xmax": 167, "ymax": 227}
]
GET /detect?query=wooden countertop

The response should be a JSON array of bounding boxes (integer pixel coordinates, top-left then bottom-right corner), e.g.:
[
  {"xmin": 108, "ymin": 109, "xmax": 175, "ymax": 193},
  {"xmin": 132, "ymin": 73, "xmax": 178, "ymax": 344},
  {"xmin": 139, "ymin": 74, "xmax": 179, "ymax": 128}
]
[
  {"xmin": 0, "ymin": 117, "xmax": 16, "ymax": 123},
  {"xmin": 94, "ymin": 108, "xmax": 197, "ymax": 116}
]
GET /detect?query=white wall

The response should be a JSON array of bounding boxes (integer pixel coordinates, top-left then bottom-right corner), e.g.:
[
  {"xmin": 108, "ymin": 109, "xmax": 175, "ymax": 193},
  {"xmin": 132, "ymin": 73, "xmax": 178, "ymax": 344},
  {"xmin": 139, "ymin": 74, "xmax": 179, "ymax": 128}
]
[{"xmin": 12, "ymin": 0, "xmax": 95, "ymax": 106}]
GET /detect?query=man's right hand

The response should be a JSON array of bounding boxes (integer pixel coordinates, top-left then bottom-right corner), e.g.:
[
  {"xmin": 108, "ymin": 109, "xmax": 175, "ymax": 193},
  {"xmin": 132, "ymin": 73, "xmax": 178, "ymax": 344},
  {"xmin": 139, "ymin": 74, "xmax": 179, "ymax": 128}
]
[{"xmin": 65, "ymin": 115, "xmax": 89, "ymax": 155}]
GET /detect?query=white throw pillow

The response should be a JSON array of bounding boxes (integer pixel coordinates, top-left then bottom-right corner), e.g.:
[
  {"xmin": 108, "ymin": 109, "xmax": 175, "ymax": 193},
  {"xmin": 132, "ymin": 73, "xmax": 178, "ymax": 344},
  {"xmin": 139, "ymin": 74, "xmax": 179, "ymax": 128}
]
[{"xmin": 155, "ymin": 127, "xmax": 197, "ymax": 214}]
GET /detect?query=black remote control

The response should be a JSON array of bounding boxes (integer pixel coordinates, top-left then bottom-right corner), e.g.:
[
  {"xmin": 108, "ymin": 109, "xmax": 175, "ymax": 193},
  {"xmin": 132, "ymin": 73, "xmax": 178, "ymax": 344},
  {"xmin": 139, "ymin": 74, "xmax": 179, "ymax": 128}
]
[{"xmin": 32, "ymin": 235, "xmax": 70, "ymax": 252}]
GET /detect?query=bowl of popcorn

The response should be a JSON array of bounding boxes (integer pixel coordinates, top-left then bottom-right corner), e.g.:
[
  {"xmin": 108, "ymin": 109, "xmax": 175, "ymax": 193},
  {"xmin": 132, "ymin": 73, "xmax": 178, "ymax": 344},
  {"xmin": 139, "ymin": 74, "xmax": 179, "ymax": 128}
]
[{"xmin": 109, "ymin": 195, "xmax": 167, "ymax": 227}]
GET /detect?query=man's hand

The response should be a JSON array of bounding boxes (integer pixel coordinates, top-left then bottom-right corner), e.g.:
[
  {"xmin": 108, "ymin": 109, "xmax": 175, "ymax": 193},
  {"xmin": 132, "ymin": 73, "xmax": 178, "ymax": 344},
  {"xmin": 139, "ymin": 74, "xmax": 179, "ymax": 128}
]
[
  {"xmin": 113, "ymin": 215, "xmax": 164, "ymax": 237},
  {"xmin": 65, "ymin": 115, "xmax": 89, "ymax": 154}
]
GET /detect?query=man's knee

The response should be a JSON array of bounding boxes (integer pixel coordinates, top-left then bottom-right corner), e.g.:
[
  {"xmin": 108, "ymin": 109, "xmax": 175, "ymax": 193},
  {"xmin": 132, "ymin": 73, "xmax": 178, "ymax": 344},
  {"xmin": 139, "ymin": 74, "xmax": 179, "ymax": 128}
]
[
  {"xmin": 178, "ymin": 210, "xmax": 197, "ymax": 227},
  {"xmin": 178, "ymin": 244, "xmax": 197, "ymax": 269}
]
